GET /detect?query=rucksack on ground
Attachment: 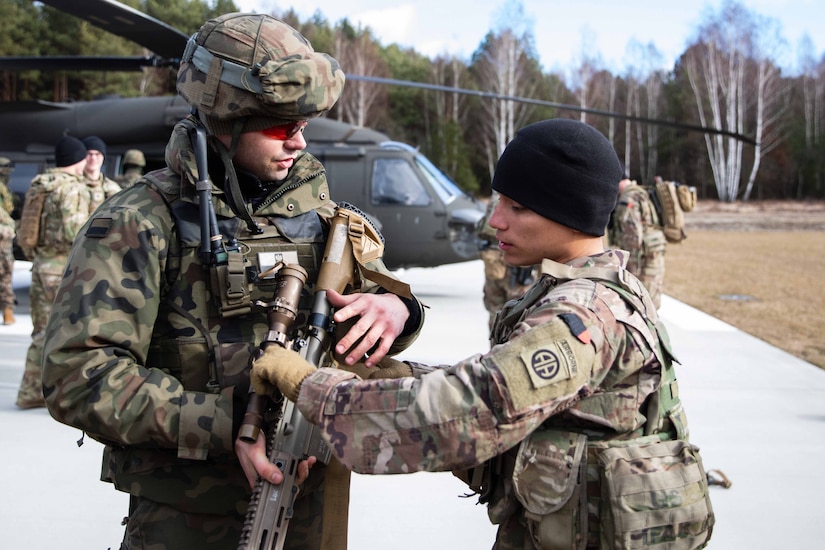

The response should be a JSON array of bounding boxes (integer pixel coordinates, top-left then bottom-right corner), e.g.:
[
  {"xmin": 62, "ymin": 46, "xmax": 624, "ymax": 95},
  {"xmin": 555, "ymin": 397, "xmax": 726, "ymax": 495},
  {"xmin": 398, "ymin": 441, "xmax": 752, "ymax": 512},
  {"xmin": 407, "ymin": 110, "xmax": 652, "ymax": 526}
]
[{"xmin": 647, "ymin": 177, "xmax": 696, "ymax": 244}]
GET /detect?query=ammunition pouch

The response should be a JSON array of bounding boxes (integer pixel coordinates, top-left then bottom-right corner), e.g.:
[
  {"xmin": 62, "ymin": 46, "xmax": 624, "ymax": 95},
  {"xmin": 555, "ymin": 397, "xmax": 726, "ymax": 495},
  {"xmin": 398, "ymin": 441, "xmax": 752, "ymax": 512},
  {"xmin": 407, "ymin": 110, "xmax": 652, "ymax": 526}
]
[
  {"xmin": 592, "ymin": 437, "xmax": 714, "ymax": 549},
  {"xmin": 513, "ymin": 430, "xmax": 588, "ymax": 550}
]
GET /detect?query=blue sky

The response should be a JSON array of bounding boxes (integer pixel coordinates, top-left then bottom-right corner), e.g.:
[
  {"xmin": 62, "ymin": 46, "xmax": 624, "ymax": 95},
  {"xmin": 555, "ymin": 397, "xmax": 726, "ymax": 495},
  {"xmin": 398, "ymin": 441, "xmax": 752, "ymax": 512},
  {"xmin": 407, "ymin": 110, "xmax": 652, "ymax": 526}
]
[{"xmin": 235, "ymin": 0, "xmax": 823, "ymax": 75}]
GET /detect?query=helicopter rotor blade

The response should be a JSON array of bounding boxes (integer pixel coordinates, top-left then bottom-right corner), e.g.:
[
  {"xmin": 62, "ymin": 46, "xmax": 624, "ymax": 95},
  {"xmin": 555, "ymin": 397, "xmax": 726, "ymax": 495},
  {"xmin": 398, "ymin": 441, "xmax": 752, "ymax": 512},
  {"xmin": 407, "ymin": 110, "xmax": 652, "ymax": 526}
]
[
  {"xmin": 0, "ymin": 55, "xmax": 175, "ymax": 72},
  {"xmin": 346, "ymin": 74, "xmax": 757, "ymax": 146},
  {"xmin": 38, "ymin": 0, "xmax": 188, "ymax": 63}
]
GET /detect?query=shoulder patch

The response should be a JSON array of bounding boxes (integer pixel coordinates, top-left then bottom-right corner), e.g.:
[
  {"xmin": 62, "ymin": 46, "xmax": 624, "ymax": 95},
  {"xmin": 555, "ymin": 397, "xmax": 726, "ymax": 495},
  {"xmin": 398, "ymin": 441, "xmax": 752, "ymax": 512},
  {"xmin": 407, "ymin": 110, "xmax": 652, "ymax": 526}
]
[
  {"xmin": 559, "ymin": 312, "xmax": 591, "ymax": 344},
  {"xmin": 86, "ymin": 217, "xmax": 113, "ymax": 238},
  {"xmin": 485, "ymin": 317, "xmax": 595, "ymax": 414}
]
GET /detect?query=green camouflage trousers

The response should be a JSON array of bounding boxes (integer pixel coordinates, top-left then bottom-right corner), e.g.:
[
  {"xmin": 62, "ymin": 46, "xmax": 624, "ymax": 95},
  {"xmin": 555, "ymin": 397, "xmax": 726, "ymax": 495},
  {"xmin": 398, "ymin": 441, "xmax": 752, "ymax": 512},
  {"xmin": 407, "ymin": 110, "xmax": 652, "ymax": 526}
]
[{"xmin": 118, "ymin": 471, "xmax": 325, "ymax": 549}]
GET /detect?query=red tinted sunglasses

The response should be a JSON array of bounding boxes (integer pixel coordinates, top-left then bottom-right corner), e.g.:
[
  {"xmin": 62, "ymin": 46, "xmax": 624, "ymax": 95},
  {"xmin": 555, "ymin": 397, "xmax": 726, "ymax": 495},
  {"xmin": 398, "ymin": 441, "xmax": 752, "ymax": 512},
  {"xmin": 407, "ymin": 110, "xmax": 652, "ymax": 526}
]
[{"xmin": 260, "ymin": 120, "xmax": 308, "ymax": 140}]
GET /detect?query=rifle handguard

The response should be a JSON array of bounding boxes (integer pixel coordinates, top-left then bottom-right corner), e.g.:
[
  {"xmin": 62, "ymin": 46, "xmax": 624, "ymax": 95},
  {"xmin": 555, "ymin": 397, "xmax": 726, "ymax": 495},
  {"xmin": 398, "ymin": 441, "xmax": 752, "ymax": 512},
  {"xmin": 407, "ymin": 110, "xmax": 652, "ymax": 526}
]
[{"xmin": 251, "ymin": 345, "xmax": 317, "ymax": 402}]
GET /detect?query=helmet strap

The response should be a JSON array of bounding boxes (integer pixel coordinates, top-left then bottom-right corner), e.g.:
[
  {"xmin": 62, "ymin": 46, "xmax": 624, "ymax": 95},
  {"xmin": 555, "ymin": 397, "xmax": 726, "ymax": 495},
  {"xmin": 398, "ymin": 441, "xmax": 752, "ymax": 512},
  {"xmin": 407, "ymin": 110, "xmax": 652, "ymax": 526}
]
[{"xmin": 210, "ymin": 117, "xmax": 263, "ymax": 235}]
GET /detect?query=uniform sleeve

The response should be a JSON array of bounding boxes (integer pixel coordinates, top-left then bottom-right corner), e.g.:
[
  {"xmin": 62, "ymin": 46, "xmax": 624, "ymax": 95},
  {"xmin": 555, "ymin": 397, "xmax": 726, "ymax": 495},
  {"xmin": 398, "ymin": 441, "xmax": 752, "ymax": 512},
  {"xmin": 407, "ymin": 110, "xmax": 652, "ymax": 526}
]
[
  {"xmin": 296, "ymin": 303, "xmax": 600, "ymax": 475},
  {"xmin": 42, "ymin": 198, "xmax": 233, "ymax": 458}
]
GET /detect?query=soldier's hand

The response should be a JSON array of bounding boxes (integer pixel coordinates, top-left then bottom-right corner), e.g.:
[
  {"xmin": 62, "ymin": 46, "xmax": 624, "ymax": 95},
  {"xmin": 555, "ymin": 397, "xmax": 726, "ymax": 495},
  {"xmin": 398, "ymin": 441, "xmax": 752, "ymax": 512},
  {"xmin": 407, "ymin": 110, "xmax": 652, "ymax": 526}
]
[
  {"xmin": 327, "ymin": 289, "xmax": 409, "ymax": 367},
  {"xmin": 250, "ymin": 345, "xmax": 316, "ymax": 402},
  {"xmin": 368, "ymin": 356, "xmax": 413, "ymax": 379},
  {"xmin": 235, "ymin": 432, "xmax": 317, "ymax": 489}
]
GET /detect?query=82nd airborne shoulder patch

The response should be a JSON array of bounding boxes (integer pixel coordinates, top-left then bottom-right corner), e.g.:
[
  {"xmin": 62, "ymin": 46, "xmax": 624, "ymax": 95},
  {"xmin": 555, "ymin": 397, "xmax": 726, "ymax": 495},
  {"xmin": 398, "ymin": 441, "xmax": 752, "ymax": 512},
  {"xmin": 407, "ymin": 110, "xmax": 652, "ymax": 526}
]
[{"xmin": 485, "ymin": 314, "xmax": 596, "ymax": 413}]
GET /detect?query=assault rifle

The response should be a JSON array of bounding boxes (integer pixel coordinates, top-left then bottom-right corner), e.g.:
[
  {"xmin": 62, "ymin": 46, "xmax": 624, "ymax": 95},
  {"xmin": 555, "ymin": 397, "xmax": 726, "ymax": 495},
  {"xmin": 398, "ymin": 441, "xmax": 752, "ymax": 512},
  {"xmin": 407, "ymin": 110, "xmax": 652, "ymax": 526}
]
[{"xmin": 237, "ymin": 205, "xmax": 366, "ymax": 550}]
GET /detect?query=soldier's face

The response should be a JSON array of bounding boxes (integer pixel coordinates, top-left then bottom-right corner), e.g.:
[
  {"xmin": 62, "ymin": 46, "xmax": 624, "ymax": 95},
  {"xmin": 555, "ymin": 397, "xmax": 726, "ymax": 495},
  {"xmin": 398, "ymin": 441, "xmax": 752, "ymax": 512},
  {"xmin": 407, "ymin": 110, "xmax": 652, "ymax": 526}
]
[
  {"xmin": 490, "ymin": 194, "xmax": 574, "ymax": 265},
  {"xmin": 224, "ymin": 125, "xmax": 307, "ymax": 182},
  {"xmin": 85, "ymin": 150, "xmax": 104, "ymax": 174}
]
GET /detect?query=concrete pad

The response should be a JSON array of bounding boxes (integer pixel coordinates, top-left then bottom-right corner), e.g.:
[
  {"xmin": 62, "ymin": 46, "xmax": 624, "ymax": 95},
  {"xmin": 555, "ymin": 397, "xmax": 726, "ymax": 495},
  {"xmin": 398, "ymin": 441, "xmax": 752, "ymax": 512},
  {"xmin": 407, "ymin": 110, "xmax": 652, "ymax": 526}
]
[{"xmin": 1, "ymin": 259, "xmax": 822, "ymax": 549}]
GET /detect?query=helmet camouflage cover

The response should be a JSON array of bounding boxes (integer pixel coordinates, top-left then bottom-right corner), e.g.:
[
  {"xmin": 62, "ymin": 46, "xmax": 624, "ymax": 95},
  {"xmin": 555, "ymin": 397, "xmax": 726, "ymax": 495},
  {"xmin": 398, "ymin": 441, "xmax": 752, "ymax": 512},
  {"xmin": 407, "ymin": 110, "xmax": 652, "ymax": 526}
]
[
  {"xmin": 177, "ymin": 13, "xmax": 346, "ymax": 134},
  {"xmin": 0, "ymin": 156, "xmax": 13, "ymax": 175},
  {"xmin": 123, "ymin": 149, "xmax": 146, "ymax": 167}
]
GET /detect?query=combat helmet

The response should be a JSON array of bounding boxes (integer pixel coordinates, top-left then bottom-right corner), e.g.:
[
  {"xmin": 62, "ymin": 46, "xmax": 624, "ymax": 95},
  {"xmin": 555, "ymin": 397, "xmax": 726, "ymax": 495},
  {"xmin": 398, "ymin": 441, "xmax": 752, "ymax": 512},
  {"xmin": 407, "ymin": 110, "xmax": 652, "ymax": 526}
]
[
  {"xmin": 123, "ymin": 149, "xmax": 146, "ymax": 167},
  {"xmin": 0, "ymin": 156, "xmax": 13, "ymax": 176},
  {"xmin": 177, "ymin": 12, "xmax": 345, "ymax": 135}
]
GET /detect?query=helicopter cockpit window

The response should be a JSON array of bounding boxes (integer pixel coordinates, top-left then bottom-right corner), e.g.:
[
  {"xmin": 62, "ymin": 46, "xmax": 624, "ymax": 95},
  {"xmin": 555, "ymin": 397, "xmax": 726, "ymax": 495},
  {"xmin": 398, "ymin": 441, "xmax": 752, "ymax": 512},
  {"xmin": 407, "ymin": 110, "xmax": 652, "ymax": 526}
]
[
  {"xmin": 381, "ymin": 141, "xmax": 465, "ymax": 205},
  {"xmin": 371, "ymin": 158, "xmax": 431, "ymax": 206}
]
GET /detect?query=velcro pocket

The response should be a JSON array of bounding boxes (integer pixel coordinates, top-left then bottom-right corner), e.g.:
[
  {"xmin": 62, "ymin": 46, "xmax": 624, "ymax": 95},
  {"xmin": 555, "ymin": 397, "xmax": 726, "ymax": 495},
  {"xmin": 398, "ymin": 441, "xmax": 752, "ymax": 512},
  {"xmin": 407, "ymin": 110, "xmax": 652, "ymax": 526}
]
[
  {"xmin": 513, "ymin": 430, "xmax": 587, "ymax": 515},
  {"xmin": 598, "ymin": 439, "xmax": 715, "ymax": 549}
]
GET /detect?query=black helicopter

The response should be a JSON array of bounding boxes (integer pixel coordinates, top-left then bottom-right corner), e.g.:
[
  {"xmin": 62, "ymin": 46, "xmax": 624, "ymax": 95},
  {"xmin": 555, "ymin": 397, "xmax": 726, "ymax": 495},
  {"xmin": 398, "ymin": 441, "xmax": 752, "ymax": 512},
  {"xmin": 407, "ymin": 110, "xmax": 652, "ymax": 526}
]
[{"xmin": 0, "ymin": 0, "xmax": 487, "ymax": 270}]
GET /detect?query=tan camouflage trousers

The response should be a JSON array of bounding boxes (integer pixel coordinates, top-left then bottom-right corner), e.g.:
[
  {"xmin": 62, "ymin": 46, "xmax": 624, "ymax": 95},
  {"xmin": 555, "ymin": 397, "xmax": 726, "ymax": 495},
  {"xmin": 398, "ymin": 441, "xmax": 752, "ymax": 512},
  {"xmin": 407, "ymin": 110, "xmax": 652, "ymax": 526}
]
[
  {"xmin": 16, "ymin": 258, "xmax": 64, "ymax": 408},
  {"xmin": 0, "ymin": 234, "xmax": 13, "ymax": 310},
  {"xmin": 481, "ymin": 248, "xmax": 535, "ymax": 331}
]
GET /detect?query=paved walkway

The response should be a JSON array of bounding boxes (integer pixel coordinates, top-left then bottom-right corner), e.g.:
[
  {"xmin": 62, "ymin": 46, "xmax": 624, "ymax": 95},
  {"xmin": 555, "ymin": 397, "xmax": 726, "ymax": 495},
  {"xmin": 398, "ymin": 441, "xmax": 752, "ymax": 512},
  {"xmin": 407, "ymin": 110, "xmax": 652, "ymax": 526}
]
[{"xmin": 1, "ymin": 260, "xmax": 822, "ymax": 548}]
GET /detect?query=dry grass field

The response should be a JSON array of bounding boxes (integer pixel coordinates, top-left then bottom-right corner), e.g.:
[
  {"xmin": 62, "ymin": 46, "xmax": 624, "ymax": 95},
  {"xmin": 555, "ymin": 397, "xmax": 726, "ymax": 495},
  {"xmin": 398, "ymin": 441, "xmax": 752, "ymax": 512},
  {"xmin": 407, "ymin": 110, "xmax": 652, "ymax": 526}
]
[{"xmin": 664, "ymin": 200, "xmax": 825, "ymax": 369}]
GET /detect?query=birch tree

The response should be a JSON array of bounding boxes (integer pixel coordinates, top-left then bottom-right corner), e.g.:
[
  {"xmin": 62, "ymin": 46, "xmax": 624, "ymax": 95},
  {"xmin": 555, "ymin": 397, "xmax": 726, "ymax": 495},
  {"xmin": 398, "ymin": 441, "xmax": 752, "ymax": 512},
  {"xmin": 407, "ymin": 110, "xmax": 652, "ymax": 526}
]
[
  {"xmin": 333, "ymin": 24, "xmax": 388, "ymax": 127},
  {"xmin": 798, "ymin": 35, "xmax": 825, "ymax": 197},
  {"xmin": 622, "ymin": 40, "xmax": 665, "ymax": 182},
  {"xmin": 568, "ymin": 28, "xmax": 604, "ymax": 125},
  {"xmin": 684, "ymin": 0, "xmax": 786, "ymax": 201},
  {"xmin": 469, "ymin": 0, "xmax": 540, "ymax": 178}
]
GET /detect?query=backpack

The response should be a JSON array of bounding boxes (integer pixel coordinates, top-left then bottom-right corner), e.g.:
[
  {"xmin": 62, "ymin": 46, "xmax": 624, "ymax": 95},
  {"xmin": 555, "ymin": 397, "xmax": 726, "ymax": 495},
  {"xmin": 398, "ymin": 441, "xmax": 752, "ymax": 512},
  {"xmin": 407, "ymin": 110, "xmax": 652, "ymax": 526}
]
[
  {"xmin": 647, "ymin": 177, "xmax": 696, "ymax": 244},
  {"xmin": 17, "ymin": 179, "xmax": 48, "ymax": 257}
]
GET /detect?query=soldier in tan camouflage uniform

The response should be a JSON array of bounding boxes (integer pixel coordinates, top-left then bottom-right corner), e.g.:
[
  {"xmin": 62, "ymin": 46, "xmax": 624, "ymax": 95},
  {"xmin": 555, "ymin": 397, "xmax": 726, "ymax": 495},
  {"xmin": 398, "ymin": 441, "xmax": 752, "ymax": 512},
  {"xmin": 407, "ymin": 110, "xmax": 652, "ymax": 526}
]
[
  {"xmin": 608, "ymin": 174, "xmax": 667, "ymax": 308},
  {"xmin": 42, "ymin": 13, "xmax": 424, "ymax": 550},
  {"xmin": 478, "ymin": 191, "xmax": 538, "ymax": 330},
  {"xmin": 115, "ymin": 148, "xmax": 146, "ymax": 188},
  {"xmin": 0, "ymin": 157, "xmax": 17, "ymax": 325},
  {"xmin": 16, "ymin": 136, "xmax": 95, "ymax": 408},
  {"xmin": 0, "ymin": 157, "xmax": 16, "ymax": 325},
  {"xmin": 82, "ymin": 135, "xmax": 123, "ymax": 199},
  {"xmin": 253, "ymin": 119, "xmax": 715, "ymax": 549}
]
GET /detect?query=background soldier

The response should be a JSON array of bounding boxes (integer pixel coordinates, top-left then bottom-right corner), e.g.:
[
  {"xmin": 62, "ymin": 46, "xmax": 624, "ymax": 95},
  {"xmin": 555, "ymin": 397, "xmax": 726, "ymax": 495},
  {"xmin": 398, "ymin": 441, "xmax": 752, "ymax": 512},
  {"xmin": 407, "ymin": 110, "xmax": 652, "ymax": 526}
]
[
  {"xmin": 0, "ymin": 157, "xmax": 15, "ymax": 325},
  {"xmin": 478, "ymin": 191, "xmax": 537, "ymax": 330},
  {"xmin": 15, "ymin": 136, "xmax": 90, "ymax": 408},
  {"xmin": 608, "ymin": 173, "xmax": 667, "ymax": 308},
  {"xmin": 42, "ymin": 13, "xmax": 424, "ymax": 549},
  {"xmin": 251, "ymin": 119, "xmax": 715, "ymax": 550},
  {"xmin": 81, "ymin": 135, "xmax": 122, "ymax": 198},
  {"xmin": 115, "ymin": 148, "xmax": 146, "ymax": 188}
]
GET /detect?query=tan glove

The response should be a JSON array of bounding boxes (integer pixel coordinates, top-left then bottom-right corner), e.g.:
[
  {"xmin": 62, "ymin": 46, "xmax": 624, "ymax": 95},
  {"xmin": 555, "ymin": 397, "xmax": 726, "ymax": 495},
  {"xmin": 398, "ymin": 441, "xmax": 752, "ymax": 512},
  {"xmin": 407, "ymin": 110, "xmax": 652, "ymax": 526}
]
[
  {"xmin": 250, "ymin": 345, "xmax": 317, "ymax": 402},
  {"xmin": 368, "ymin": 356, "xmax": 413, "ymax": 380}
]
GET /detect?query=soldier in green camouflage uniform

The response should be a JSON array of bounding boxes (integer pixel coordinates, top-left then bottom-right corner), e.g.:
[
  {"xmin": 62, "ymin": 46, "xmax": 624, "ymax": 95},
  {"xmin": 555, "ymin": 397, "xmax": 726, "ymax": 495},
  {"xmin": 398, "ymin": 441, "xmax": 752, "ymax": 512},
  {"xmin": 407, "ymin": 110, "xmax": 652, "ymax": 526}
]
[
  {"xmin": 478, "ymin": 191, "xmax": 538, "ymax": 330},
  {"xmin": 42, "ymin": 13, "xmax": 424, "ymax": 550},
  {"xmin": 253, "ymin": 119, "xmax": 714, "ymax": 549},
  {"xmin": 0, "ymin": 157, "xmax": 16, "ymax": 325},
  {"xmin": 608, "ymin": 176, "xmax": 667, "ymax": 308}
]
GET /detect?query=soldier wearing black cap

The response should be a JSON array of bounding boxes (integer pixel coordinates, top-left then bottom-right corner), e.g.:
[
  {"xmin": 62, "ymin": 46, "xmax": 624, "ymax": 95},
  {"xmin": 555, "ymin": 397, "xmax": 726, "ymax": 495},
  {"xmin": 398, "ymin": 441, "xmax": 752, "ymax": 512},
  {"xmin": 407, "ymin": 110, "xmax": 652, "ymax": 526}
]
[
  {"xmin": 81, "ymin": 135, "xmax": 122, "ymax": 201},
  {"xmin": 251, "ymin": 118, "xmax": 715, "ymax": 550},
  {"xmin": 0, "ymin": 156, "xmax": 16, "ymax": 325}
]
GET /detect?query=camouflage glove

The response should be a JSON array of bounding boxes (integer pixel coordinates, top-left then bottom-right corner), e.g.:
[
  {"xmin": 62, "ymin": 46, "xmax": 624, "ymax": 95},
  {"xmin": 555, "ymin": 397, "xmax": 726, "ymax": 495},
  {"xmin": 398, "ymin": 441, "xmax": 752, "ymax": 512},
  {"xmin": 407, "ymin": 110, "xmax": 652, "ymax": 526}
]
[
  {"xmin": 368, "ymin": 356, "xmax": 413, "ymax": 380},
  {"xmin": 250, "ymin": 346, "xmax": 317, "ymax": 402}
]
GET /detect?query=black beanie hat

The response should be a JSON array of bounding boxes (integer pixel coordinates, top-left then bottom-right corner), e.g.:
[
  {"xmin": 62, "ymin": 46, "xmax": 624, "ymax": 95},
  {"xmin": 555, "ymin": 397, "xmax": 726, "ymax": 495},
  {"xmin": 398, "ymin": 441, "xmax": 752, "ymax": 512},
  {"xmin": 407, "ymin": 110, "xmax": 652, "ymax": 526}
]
[
  {"xmin": 82, "ymin": 135, "xmax": 107, "ymax": 157},
  {"xmin": 491, "ymin": 118, "xmax": 622, "ymax": 236},
  {"xmin": 55, "ymin": 136, "xmax": 87, "ymax": 167}
]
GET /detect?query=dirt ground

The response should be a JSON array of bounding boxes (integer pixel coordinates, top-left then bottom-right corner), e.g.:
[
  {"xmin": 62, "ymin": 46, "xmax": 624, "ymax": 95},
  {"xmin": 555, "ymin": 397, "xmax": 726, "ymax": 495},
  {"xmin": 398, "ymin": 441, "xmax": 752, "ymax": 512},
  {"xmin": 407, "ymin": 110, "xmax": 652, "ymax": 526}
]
[{"xmin": 664, "ymin": 200, "xmax": 825, "ymax": 369}]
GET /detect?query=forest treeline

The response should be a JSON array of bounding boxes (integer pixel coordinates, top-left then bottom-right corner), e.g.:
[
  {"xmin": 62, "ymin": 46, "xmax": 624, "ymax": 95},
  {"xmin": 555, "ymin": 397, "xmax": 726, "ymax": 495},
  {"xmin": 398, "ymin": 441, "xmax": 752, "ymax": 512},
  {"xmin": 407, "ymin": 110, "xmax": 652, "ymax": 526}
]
[{"xmin": 2, "ymin": 0, "xmax": 824, "ymax": 201}]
